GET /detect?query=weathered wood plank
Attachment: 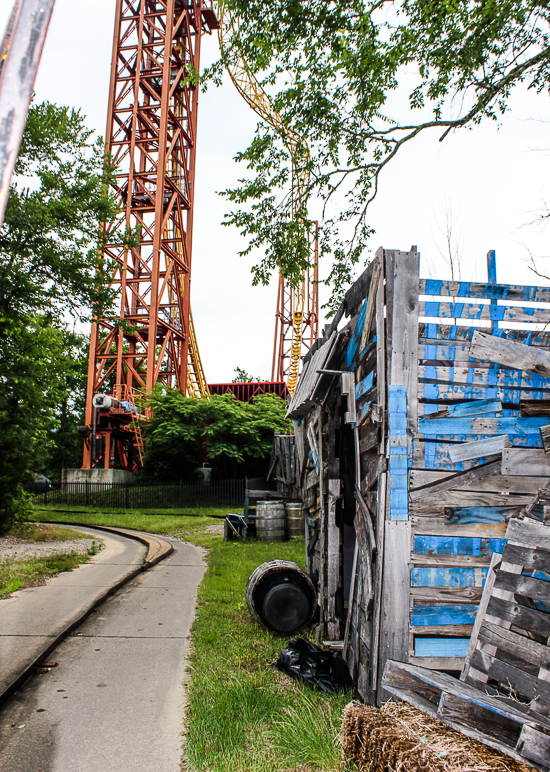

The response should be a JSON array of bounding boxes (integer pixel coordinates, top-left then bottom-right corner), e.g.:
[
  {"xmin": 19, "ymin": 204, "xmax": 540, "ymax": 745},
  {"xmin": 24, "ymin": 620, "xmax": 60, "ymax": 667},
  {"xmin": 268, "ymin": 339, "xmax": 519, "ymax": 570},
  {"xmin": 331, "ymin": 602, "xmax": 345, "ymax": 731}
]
[
  {"xmin": 413, "ymin": 534, "xmax": 507, "ymax": 556},
  {"xmin": 409, "ymin": 459, "xmax": 501, "ymax": 501},
  {"xmin": 517, "ymin": 724, "xmax": 550, "ymax": 768},
  {"xmin": 411, "ymin": 586, "xmax": 485, "ymax": 602},
  {"xmin": 419, "ymin": 323, "xmax": 550, "ymax": 347},
  {"xmin": 461, "ymin": 551, "xmax": 501, "ymax": 678},
  {"xmin": 379, "ymin": 519, "xmax": 411, "ymax": 700},
  {"xmin": 478, "ymin": 620, "xmax": 550, "ymax": 669},
  {"xmin": 411, "ymin": 604, "xmax": 478, "ymax": 626},
  {"xmin": 327, "ymin": 479, "xmax": 341, "ymax": 640},
  {"xmin": 470, "ymin": 329, "xmax": 550, "ymax": 378},
  {"xmin": 411, "ymin": 624, "xmax": 475, "ymax": 635},
  {"xmin": 411, "ymin": 554, "xmax": 492, "ymax": 566},
  {"xmin": 419, "ymin": 364, "xmax": 550, "ymax": 390},
  {"xmin": 420, "ymin": 300, "xmax": 550, "ymax": 325},
  {"xmin": 486, "ymin": 595, "xmax": 550, "ymax": 637},
  {"xmin": 501, "ymin": 447, "xmax": 550, "ymax": 476},
  {"xmin": 388, "ymin": 385, "xmax": 408, "ymax": 520},
  {"xmin": 501, "ymin": 543, "xmax": 550, "ymax": 575},
  {"xmin": 438, "ymin": 692, "xmax": 521, "ymax": 747},
  {"xmin": 411, "ymin": 492, "xmax": 528, "ymax": 515},
  {"xmin": 418, "ymin": 415, "xmax": 547, "ymax": 438},
  {"xmin": 389, "ymin": 249, "xmax": 419, "ymax": 445},
  {"xmin": 449, "ymin": 436, "xmax": 509, "ymax": 463},
  {"xmin": 420, "ymin": 278, "xmax": 550, "ymax": 304},
  {"xmin": 411, "ymin": 518, "xmax": 507, "ymax": 538},
  {"xmin": 375, "ymin": 247, "xmax": 386, "ymax": 458},
  {"xmin": 371, "ymin": 469, "xmax": 387, "ymax": 698},
  {"xmin": 429, "ymin": 399, "xmax": 503, "ymax": 419},
  {"xmin": 494, "ymin": 570, "xmax": 550, "ymax": 605},
  {"xmin": 521, "ymin": 399, "xmax": 550, "ymax": 416},
  {"xmin": 541, "ymin": 423, "xmax": 550, "ymax": 455},
  {"xmin": 410, "ymin": 469, "xmax": 547, "ymax": 494},
  {"xmin": 411, "ymin": 566, "xmax": 488, "ymax": 588},
  {"xmin": 505, "ymin": 517, "xmax": 550, "ymax": 550},
  {"xmin": 470, "ymin": 648, "xmax": 550, "ymax": 703},
  {"xmin": 408, "ymin": 656, "xmax": 465, "ymax": 670}
]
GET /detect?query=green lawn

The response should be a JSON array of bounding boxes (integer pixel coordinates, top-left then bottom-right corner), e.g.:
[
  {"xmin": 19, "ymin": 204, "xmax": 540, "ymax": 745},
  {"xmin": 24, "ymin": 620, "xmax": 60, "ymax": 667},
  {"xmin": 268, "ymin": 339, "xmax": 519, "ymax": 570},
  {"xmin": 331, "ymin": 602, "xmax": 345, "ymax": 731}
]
[{"xmin": 32, "ymin": 508, "xmax": 353, "ymax": 771}]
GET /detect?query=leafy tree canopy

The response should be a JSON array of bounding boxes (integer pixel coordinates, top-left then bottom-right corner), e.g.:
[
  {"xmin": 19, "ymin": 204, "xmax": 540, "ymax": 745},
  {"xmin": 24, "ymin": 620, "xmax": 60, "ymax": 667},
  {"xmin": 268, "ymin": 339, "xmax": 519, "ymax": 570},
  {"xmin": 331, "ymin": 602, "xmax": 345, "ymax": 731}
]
[
  {"xmin": 141, "ymin": 390, "xmax": 291, "ymax": 481},
  {"xmin": 232, "ymin": 366, "xmax": 264, "ymax": 382},
  {"xmin": 0, "ymin": 101, "xmax": 120, "ymax": 529},
  {"xmin": 213, "ymin": 0, "xmax": 550, "ymax": 309}
]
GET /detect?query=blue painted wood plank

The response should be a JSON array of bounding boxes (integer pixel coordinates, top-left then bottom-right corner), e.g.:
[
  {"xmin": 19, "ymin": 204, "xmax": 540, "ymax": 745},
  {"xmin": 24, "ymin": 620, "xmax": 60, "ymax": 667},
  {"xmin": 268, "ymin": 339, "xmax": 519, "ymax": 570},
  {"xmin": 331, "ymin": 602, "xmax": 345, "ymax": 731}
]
[
  {"xmin": 421, "ymin": 279, "xmax": 550, "ymax": 304},
  {"xmin": 413, "ymin": 535, "xmax": 507, "ymax": 556},
  {"xmin": 345, "ymin": 297, "xmax": 367, "ymax": 369},
  {"xmin": 443, "ymin": 399, "xmax": 502, "ymax": 417},
  {"xmin": 388, "ymin": 385, "xmax": 408, "ymax": 520},
  {"xmin": 420, "ymin": 301, "xmax": 550, "ymax": 324},
  {"xmin": 418, "ymin": 416, "xmax": 547, "ymax": 436},
  {"xmin": 446, "ymin": 506, "xmax": 509, "ymax": 525},
  {"xmin": 411, "ymin": 567, "xmax": 488, "ymax": 587},
  {"xmin": 411, "ymin": 605, "xmax": 478, "ymax": 626},
  {"xmin": 355, "ymin": 372, "xmax": 374, "ymax": 400},
  {"xmin": 414, "ymin": 638, "xmax": 470, "ymax": 658}
]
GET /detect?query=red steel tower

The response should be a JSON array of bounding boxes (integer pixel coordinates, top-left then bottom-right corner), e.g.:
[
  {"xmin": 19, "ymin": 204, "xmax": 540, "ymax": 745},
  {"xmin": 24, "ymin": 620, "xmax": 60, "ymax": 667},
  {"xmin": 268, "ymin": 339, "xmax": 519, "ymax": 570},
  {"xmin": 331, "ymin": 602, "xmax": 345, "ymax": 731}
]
[{"xmin": 82, "ymin": 0, "xmax": 218, "ymax": 471}]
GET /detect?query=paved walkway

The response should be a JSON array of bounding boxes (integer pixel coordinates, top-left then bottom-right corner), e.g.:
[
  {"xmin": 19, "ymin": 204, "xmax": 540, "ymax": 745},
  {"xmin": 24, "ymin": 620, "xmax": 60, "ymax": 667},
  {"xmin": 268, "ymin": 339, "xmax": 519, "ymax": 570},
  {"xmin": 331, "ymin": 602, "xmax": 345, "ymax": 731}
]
[{"xmin": 0, "ymin": 528, "xmax": 206, "ymax": 771}]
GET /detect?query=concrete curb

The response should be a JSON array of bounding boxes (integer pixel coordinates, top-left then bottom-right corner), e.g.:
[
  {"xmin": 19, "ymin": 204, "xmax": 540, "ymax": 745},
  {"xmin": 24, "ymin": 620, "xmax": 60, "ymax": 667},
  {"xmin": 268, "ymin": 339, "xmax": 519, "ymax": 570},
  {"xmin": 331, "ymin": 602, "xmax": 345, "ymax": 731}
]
[{"xmin": 0, "ymin": 524, "xmax": 174, "ymax": 709}]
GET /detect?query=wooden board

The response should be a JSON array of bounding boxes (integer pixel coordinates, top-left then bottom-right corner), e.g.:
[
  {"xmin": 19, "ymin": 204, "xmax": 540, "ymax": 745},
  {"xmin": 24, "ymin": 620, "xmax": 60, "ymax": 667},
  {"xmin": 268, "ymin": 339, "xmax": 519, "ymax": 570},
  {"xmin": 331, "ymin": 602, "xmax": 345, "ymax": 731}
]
[
  {"xmin": 419, "ymin": 278, "xmax": 550, "ymax": 304},
  {"xmin": 501, "ymin": 447, "xmax": 550, "ymax": 476},
  {"xmin": 470, "ymin": 329, "xmax": 550, "ymax": 378},
  {"xmin": 420, "ymin": 300, "xmax": 550, "ymax": 325}
]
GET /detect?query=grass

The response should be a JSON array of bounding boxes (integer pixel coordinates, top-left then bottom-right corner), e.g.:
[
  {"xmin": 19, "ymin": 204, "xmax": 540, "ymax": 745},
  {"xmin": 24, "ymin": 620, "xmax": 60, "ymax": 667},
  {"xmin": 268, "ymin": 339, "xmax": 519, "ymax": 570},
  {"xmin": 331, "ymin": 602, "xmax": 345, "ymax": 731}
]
[
  {"xmin": 9, "ymin": 522, "xmax": 92, "ymax": 542},
  {"xmin": 0, "ymin": 551, "xmax": 95, "ymax": 597},
  {"xmin": 32, "ymin": 507, "xmax": 226, "ymax": 536},
  {"xmin": 30, "ymin": 507, "xmax": 353, "ymax": 771}
]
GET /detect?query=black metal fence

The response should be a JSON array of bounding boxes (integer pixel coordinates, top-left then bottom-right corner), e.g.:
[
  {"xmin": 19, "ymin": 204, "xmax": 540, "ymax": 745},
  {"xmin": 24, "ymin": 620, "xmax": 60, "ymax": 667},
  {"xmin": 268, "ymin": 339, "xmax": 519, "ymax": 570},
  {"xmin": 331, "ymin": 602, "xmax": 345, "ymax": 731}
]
[{"xmin": 29, "ymin": 479, "xmax": 246, "ymax": 510}]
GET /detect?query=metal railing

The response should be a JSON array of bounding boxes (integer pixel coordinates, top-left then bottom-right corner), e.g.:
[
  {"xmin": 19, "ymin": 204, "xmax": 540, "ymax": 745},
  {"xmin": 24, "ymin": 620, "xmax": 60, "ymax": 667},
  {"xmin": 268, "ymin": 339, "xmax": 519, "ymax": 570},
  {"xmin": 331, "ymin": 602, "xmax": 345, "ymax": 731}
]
[{"xmin": 28, "ymin": 479, "xmax": 246, "ymax": 510}]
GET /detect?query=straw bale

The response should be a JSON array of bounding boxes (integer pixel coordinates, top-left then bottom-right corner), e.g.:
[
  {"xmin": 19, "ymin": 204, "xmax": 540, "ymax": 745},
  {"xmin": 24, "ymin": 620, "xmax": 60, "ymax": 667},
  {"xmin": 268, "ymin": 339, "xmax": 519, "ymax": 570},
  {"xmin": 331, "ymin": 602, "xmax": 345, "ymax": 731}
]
[{"xmin": 341, "ymin": 700, "xmax": 535, "ymax": 772}]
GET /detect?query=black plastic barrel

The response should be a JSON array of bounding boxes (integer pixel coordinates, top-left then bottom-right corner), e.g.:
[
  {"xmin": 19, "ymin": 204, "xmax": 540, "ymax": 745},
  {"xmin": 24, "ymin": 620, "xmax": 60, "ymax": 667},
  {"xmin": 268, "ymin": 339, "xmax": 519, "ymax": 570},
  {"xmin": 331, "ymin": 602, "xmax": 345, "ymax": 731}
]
[{"xmin": 245, "ymin": 560, "xmax": 316, "ymax": 634}]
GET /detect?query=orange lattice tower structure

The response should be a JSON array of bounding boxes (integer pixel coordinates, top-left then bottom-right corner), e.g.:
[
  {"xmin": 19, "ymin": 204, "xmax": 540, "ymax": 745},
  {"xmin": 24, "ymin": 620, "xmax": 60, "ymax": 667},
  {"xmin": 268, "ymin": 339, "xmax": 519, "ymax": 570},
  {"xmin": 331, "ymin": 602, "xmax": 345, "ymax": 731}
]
[{"xmin": 82, "ymin": 0, "xmax": 217, "ymax": 471}]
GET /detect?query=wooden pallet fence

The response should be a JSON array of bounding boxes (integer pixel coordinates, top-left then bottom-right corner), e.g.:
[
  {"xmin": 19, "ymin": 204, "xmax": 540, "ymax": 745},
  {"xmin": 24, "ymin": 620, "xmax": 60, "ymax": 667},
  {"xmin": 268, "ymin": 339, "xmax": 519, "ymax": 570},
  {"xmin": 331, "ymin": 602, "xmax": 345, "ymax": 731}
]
[{"xmin": 285, "ymin": 246, "xmax": 550, "ymax": 707}]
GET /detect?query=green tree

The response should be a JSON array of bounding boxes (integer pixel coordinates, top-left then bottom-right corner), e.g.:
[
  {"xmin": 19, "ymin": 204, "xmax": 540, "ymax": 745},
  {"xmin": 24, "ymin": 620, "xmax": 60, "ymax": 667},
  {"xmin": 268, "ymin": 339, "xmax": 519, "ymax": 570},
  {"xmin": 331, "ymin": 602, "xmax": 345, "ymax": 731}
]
[
  {"xmin": 141, "ymin": 390, "xmax": 291, "ymax": 481},
  {"xmin": 214, "ymin": 0, "xmax": 550, "ymax": 308},
  {"xmin": 232, "ymin": 366, "xmax": 264, "ymax": 382},
  {"xmin": 0, "ymin": 101, "xmax": 119, "ymax": 530}
]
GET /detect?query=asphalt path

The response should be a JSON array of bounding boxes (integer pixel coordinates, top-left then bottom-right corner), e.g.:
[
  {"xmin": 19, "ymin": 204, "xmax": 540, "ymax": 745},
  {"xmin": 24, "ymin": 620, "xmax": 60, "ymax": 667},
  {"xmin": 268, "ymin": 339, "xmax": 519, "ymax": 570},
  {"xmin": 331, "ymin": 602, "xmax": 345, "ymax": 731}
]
[{"xmin": 0, "ymin": 530, "xmax": 205, "ymax": 772}]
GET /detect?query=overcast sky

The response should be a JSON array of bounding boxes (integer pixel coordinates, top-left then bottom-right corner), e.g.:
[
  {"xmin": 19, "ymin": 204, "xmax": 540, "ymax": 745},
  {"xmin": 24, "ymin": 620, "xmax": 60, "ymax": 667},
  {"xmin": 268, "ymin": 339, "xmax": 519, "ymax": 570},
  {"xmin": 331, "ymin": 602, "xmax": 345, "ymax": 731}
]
[{"xmin": 3, "ymin": 2, "xmax": 550, "ymax": 382}]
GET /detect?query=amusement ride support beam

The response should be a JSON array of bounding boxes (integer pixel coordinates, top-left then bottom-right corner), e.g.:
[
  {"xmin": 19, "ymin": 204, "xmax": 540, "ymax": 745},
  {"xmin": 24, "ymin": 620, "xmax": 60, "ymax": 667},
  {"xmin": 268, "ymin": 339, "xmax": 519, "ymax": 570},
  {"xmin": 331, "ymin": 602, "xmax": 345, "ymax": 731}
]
[{"xmin": 82, "ymin": 0, "xmax": 217, "ymax": 471}]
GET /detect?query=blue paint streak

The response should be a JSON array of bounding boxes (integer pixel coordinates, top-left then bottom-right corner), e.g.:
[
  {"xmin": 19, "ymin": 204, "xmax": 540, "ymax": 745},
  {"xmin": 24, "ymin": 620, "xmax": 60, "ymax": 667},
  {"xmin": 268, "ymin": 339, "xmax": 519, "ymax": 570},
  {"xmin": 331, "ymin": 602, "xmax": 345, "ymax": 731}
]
[
  {"xmin": 414, "ymin": 536, "xmax": 507, "ymax": 556},
  {"xmin": 415, "ymin": 638, "xmax": 470, "ymax": 658},
  {"xmin": 411, "ymin": 605, "xmax": 478, "ymax": 626},
  {"xmin": 411, "ymin": 567, "xmax": 489, "ymax": 587}
]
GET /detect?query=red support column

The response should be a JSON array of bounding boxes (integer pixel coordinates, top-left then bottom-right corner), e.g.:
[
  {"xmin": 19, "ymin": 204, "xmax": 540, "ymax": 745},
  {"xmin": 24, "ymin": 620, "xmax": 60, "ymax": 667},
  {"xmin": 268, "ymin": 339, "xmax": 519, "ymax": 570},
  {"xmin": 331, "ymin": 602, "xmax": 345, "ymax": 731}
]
[{"xmin": 83, "ymin": 0, "xmax": 218, "ymax": 470}]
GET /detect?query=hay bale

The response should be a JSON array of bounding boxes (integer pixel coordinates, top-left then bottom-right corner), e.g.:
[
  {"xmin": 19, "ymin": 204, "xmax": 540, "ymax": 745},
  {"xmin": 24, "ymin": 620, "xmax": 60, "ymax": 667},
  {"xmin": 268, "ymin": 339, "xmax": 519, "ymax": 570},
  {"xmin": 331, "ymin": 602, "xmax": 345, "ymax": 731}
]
[{"xmin": 341, "ymin": 701, "xmax": 535, "ymax": 772}]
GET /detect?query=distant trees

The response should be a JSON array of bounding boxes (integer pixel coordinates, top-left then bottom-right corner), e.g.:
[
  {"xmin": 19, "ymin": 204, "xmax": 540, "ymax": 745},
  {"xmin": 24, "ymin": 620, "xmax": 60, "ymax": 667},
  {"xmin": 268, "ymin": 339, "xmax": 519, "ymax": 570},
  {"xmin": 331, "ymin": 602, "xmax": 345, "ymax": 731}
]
[
  {"xmin": 0, "ymin": 101, "xmax": 119, "ymax": 530},
  {"xmin": 215, "ymin": 0, "xmax": 550, "ymax": 309},
  {"xmin": 140, "ymin": 390, "xmax": 291, "ymax": 481}
]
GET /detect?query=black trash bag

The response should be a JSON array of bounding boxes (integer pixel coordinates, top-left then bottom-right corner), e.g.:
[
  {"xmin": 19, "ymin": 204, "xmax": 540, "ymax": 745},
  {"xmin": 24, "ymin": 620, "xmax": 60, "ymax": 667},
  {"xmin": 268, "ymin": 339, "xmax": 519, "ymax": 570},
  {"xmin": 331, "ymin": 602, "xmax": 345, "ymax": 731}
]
[{"xmin": 274, "ymin": 637, "xmax": 353, "ymax": 694}]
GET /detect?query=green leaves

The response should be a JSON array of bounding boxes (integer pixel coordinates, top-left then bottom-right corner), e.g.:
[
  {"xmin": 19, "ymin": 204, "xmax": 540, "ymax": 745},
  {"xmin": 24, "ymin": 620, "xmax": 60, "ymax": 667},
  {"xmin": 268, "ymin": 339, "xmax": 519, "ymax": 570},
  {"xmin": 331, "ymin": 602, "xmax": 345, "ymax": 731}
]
[
  {"xmin": 141, "ymin": 390, "xmax": 292, "ymax": 481},
  {"xmin": 0, "ymin": 100, "xmax": 119, "ymax": 529},
  {"xmin": 214, "ymin": 0, "xmax": 550, "ymax": 308}
]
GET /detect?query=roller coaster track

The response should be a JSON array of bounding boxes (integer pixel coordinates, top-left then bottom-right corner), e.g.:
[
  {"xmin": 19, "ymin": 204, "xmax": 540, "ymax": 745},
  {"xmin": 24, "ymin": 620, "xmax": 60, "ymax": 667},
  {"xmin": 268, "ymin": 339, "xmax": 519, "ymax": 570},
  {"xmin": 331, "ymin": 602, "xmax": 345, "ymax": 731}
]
[{"xmin": 217, "ymin": 5, "xmax": 316, "ymax": 395}]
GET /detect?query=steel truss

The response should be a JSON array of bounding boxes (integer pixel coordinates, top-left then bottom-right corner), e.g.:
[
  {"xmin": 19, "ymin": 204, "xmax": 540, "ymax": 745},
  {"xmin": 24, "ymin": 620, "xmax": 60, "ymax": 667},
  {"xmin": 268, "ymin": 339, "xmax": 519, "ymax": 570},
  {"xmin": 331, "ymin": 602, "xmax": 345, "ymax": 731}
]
[
  {"xmin": 272, "ymin": 223, "xmax": 319, "ymax": 386},
  {"xmin": 83, "ymin": 0, "xmax": 217, "ymax": 470}
]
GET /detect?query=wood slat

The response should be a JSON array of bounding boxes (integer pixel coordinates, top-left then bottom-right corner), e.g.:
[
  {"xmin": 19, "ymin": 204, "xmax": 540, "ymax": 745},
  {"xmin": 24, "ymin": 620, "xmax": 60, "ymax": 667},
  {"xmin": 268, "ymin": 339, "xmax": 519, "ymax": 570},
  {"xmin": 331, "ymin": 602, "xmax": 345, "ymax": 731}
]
[
  {"xmin": 410, "ymin": 470, "xmax": 548, "ymax": 494},
  {"xmin": 420, "ymin": 300, "xmax": 550, "ymax": 325},
  {"xmin": 418, "ymin": 323, "xmax": 550, "ymax": 347},
  {"xmin": 486, "ymin": 595, "xmax": 550, "ymax": 637},
  {"xmin": 501, "ymin": 448, "xmax": 550, "ymax": 476},
  {"xmin": 470, "ymin": 330, "xmax": 550, "ymax": 378},
  {"xmin": 418, "ymin": 366, "xmax": 550, "ymax": 391},
  {"xmin": 420, "ymin": 278, "xmax": 550, "ymax": 304}
]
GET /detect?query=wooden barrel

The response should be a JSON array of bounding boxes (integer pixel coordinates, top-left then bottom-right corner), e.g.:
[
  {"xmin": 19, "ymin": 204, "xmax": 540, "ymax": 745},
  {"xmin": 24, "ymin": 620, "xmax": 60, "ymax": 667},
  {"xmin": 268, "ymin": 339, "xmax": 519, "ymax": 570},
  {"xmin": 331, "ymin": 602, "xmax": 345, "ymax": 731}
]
[
  {"xmin": 245, "ymin": 560, "xmax": 317, "ymax": 633},
  {"xmin": 285, "ymin": 502, "xmax": 305, "ymax": 539},
  {"xmin": 256, "ymin": 500, "xmax": 286, "ymax": 541}
]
